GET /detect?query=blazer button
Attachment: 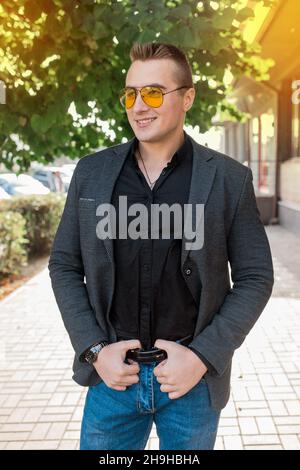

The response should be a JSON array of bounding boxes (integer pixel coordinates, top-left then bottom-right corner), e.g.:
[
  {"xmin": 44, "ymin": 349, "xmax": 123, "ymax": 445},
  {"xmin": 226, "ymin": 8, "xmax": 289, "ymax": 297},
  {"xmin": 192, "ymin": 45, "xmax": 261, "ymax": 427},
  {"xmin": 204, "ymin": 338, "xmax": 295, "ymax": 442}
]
[{"xmin": 184, "ymin": 268, "xmax": 192, "ymax": 276}]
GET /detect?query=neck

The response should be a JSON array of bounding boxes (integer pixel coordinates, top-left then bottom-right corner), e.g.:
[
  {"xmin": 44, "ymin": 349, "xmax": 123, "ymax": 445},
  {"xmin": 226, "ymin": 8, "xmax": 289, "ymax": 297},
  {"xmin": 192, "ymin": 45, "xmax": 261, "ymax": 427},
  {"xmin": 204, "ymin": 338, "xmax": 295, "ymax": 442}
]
[{"xmin": 136, "ymin": 129, "xmax": 185, "ymax": 165}]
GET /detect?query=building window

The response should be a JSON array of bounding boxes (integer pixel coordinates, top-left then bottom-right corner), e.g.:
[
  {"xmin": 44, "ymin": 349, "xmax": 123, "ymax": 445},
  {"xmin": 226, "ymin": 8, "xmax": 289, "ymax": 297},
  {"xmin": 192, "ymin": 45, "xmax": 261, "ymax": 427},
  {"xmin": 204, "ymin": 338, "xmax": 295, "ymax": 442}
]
[
  {"xmin": 249, "ymin": 110, "xmax": 276, "ymax": 196},
  {"xmin": 292, "ymin": 100, "xmax": 300, "ymax": 157}
]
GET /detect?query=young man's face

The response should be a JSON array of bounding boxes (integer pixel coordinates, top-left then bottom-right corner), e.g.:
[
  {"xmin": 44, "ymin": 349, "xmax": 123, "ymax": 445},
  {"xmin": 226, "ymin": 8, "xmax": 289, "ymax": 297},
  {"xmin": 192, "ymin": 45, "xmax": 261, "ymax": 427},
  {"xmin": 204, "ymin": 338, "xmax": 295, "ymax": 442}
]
[{"xmin": 125, "ymin": 58, "xmax": 195, "ymax": 143}]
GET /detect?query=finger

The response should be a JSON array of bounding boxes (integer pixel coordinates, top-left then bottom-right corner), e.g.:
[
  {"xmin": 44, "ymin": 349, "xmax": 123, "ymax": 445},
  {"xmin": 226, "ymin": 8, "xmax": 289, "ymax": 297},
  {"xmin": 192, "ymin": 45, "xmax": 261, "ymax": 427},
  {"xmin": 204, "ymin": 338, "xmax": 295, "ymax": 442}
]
[
  {"xmin": 160, "ymin": 383, "xmax": 178, "ymax": 392},
  {"xmin": 153, "ymin": 361, "xmax": 167, "ymax": 376},
  {"xmin": 127, "ymin": 358, "xmax": 139, "ymax": 365},
  {"xmin": 113, "ymin": 376, "xmax": 139, "ymax": 387},
  {"xmin": 155, "ymin": 375, "xmax": 168, "ymax": 383},
  {"xmin": 123, "ymin": 363, "xmax": 140, "ymax": 375},
  {"xmin": 118, "ymin": 366, "xmax": 140, "ymax": 381},
  {"xmin": 168, "ymin": 391, "xmax": 182, "ymax": 400},
  {"xmin": 112, "ymin": 385, "xmax": 127, "ymax": 391},
  {"xmin": 155, "ymin": 359, "xmax": 168, "ymax": 368}
]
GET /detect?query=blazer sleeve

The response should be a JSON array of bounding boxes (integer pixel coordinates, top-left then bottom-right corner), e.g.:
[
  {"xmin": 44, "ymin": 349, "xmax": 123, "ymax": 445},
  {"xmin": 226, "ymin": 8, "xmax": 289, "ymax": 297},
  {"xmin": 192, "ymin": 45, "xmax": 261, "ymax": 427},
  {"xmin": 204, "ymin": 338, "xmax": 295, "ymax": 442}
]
[
  {"xmin": 188, "ymin": 167, "xmax": 274, "ymax": 377},
  {"xmin": 48, "ymin": 161, "xmax": 108, "ymax": 360},
  {"xmin": 187, "ymin": 347, "xmax": 217, "ymax": 375}
]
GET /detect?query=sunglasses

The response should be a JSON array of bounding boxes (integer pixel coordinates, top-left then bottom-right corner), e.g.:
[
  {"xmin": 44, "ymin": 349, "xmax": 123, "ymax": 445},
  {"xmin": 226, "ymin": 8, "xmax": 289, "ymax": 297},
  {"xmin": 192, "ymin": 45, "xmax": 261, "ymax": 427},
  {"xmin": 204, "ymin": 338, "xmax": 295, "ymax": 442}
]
[{"xmin": 119, "ymin": 85, "xmax": 191, "ymax": 109}]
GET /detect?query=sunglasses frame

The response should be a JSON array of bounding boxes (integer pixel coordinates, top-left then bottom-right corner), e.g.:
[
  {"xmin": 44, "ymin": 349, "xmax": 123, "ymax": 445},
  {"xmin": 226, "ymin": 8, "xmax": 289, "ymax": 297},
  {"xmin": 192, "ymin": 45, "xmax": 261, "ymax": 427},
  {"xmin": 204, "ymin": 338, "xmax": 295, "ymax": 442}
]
[{"xmin": 119, "ymin": 85, "xmax": 191, "ymax": 109}]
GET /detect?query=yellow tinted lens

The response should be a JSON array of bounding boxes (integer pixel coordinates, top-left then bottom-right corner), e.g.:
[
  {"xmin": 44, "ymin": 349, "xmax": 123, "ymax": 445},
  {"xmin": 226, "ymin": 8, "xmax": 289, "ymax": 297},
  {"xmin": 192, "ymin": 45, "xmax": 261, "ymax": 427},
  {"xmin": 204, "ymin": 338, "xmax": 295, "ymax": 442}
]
[
  {"xmin": 142, "ymin": 87, "xmax": 163, "ymax": 107},
  {"xmin": 124, "ymin": 88, "xmax": 136, "ymax": 108}
]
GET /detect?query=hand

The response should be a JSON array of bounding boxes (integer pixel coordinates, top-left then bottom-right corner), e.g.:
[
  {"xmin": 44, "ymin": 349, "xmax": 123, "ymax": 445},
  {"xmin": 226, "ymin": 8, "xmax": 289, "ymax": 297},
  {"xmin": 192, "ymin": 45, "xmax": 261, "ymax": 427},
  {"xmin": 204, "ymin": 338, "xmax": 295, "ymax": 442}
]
[
  {"xmin": 153, "ymin": 339, "xmax": 208, "ymax": 400},
  {"xmin": 93, "ymin": 339, "xmax": 142, "ymax": 391}
]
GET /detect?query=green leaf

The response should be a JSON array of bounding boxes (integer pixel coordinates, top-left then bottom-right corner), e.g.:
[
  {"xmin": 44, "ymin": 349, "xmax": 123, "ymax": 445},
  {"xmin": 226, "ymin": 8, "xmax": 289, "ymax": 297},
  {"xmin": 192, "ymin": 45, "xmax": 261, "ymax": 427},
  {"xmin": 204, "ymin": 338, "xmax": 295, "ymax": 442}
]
[
  {"xmin": 167, "ymin": 4, "xmax": 191, "ymax": 21},
  {"xmin": 75, "ymin": 101, "xmax": 90, "ymax": 116},
  {"xmin": 236, "ymin": 7, "xmax": 255, "ymax": 22},
  {"xmin": 30, "ymin": 113, "xmax": 54, "ymax": 134},
  {"xmin": 30, "ymin": 114, "xmax": 43, "ymax": 134},
  {"xmin": 213, "ymin": 8, "xmax": 236, "ymax": 30},
  {"xmin": 93, "ymin": 22, "xmax": 110, "ymax": 40},
  {"xmin": 24, "ymin": 0, "xmax": 43, "ymax": 22}
]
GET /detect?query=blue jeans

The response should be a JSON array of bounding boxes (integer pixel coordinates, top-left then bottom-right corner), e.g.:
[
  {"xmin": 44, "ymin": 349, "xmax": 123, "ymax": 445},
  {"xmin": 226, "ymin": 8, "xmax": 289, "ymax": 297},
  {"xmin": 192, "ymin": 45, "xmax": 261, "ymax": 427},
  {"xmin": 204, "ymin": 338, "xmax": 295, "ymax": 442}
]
[{"xmin": 80, "ymin": 358, "xmax": 221, "ymax": 450}]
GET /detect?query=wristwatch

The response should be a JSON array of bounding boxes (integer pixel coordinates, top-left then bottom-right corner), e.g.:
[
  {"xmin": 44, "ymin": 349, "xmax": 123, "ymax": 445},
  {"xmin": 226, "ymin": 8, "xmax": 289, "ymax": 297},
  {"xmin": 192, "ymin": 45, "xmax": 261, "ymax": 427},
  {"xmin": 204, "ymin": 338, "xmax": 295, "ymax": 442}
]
[{"xmin": 84, "ymin": 341, "xmax": 109, "ymax": 365}]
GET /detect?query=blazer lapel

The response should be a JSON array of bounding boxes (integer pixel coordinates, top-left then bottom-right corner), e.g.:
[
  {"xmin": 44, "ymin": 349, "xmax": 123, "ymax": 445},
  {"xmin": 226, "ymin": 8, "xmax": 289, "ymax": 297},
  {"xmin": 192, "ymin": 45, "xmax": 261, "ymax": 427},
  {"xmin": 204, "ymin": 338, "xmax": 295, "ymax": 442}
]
[
  {"xmin": 181, "ymin": 138, "xmax": 217, "ymax": 268},
  {"xmin": 95, "ymin": 137, "xmax": 135, "ymax": 263}
]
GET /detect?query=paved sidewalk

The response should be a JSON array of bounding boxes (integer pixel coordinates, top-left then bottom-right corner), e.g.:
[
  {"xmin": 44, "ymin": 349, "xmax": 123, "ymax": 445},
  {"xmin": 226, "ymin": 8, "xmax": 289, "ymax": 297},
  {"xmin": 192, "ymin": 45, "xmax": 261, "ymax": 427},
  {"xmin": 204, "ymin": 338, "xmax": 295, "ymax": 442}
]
[{"xmin": 0, "ymin": 225, "xmax": 299, "ymax": 450}]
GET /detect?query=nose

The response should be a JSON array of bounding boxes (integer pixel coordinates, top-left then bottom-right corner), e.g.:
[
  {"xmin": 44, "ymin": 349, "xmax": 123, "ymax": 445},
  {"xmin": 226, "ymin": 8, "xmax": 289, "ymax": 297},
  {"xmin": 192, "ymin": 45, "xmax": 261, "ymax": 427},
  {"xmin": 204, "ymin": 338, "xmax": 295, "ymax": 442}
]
[{"xmin": 131, "ymin": 91, "xmax": 150, "ymax": 113}]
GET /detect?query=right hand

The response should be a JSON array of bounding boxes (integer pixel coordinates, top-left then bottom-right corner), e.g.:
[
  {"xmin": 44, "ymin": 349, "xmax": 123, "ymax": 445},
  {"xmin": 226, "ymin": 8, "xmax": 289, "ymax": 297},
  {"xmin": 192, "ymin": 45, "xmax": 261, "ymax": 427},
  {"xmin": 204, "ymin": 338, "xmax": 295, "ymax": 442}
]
[{"xmin": 93, "ymin": 339, "xmax": 142, "ymax": 391}]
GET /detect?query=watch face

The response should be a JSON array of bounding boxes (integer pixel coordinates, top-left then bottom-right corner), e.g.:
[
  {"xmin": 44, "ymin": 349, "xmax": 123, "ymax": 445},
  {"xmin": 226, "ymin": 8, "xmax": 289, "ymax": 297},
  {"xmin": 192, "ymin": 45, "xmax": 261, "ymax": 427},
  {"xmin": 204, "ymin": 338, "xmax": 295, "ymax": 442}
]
[
  {"xmin": 85, "ymin": 343, "xmax": 106, "ymax": 364},
  {"xmin": 85, "ymin": 350, "xmax": 97, "ymax": 364},
  {"xmin": 91, "ymin": 345, "xmax": 102, "ymax": 354}
]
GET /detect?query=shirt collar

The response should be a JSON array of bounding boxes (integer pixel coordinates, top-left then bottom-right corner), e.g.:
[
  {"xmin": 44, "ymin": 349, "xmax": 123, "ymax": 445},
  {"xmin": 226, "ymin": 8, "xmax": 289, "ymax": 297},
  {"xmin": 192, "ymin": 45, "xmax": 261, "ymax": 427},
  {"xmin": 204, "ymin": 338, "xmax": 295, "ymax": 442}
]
[{"xmin": 130, "ymin": 130, "xmax": 190, "ymax": 169}]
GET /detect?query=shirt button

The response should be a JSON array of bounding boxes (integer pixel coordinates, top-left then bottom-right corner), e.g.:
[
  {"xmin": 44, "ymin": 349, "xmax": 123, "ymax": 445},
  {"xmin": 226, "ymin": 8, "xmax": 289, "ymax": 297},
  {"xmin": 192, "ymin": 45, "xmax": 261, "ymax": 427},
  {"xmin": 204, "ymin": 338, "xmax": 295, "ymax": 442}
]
[{"xmin": 184, "ymin": 268, "xmax": 192, "ymax": 276}]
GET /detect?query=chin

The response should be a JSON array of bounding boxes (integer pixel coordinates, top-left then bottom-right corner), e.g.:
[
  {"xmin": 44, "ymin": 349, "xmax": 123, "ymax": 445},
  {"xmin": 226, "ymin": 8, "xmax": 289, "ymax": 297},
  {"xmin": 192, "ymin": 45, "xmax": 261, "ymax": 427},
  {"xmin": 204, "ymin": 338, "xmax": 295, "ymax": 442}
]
[{"xmin": 133, "ymin": 129, "xmax": 156, "ymax": 141}]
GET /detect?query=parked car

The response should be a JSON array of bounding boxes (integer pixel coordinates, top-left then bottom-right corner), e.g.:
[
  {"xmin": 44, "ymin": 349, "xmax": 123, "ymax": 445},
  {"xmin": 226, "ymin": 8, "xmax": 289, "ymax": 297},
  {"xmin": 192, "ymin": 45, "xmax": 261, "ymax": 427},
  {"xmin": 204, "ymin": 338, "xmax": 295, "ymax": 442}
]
[
  {"xmin": 0, "ymin": 173, "xmax": 50, "ymax": 196},
  {"xmin": 32, "ymin": 166, "xmax": 72, "ymax": 192},
  {"xmin": 0, "ymin": 186, "xmax": 11, "ymax": 199},
  {"xmin": 0, "ymin": 178, "xmax": 13, "ymax": 196},
  {"xmin": 61, "ymin": 163, "xmax": 76, "ymax": 174}
]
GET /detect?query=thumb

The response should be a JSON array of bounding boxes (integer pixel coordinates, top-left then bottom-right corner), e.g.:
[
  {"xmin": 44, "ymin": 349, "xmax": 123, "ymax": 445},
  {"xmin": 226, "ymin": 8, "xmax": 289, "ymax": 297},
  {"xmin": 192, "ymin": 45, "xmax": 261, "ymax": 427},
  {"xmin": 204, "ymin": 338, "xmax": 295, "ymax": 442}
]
[
  {"xmin": 123, "ymin": 339, "xmax": 142, "ymax": 351},
  {"xmin": 154, "ymin": 339, "xmax": 171, "ymax": 350}
]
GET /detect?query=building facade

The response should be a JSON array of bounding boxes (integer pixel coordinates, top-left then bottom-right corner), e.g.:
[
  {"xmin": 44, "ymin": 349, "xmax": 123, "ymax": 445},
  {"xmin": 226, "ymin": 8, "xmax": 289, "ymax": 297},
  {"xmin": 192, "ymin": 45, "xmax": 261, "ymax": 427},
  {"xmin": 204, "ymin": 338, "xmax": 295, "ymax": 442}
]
[{"xmin": 222, "ymin": 0, "xmax": 300, "ymax": 235}]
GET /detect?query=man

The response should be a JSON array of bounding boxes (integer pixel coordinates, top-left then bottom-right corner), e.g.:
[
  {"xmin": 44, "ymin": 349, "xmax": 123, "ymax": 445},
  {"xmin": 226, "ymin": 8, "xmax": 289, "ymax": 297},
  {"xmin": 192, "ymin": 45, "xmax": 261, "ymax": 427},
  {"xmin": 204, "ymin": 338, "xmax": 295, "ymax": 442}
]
[{"xmin": 48, "ymin": 42, "xmax": 274, "ymax": 450}]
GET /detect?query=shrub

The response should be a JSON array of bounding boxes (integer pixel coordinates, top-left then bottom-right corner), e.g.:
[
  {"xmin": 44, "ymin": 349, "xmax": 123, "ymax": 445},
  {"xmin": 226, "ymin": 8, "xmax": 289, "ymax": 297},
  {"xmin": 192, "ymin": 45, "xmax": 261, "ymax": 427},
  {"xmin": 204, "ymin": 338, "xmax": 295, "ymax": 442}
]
[
  {"xmin": 0, "ymin": 211, "xmax": 28, "ymax": 276},
  {"xmin": 0, "ymin": 193, "xmax": 66, "ymax": 276}
]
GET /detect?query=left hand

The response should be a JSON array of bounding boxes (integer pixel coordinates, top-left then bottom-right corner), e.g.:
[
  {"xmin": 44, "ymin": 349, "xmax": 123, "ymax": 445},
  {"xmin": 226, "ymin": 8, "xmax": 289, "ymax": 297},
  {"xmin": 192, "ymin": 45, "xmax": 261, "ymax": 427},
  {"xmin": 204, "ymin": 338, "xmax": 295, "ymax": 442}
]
[{"xmin": 153, "ymin": 339, "xmax": 208, "ymax": 400}]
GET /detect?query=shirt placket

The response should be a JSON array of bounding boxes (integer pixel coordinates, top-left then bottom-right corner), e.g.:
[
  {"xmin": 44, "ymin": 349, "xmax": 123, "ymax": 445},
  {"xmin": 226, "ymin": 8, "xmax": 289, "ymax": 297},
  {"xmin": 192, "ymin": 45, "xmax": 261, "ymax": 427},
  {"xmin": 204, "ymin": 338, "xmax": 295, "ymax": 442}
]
[{"xmin": 134, "ymin": 156, "xmax": 179, "ymax": 350}]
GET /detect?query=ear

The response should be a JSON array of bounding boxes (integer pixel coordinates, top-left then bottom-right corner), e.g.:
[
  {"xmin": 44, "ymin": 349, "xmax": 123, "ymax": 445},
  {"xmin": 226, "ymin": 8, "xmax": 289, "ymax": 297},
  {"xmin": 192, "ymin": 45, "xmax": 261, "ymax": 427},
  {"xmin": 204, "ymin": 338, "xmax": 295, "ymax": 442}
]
[{"xmin": 183, "ymin": 88, "xmax": 195, "ymax": 112}]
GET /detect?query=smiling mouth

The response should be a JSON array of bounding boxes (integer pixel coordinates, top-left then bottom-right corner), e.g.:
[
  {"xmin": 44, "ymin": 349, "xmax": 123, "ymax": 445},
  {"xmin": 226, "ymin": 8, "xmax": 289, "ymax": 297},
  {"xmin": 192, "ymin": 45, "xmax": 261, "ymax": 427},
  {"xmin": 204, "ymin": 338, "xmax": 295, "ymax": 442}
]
[{"xmin": 135, "ymin": 117, "xmax": 157, "ymax": 126}]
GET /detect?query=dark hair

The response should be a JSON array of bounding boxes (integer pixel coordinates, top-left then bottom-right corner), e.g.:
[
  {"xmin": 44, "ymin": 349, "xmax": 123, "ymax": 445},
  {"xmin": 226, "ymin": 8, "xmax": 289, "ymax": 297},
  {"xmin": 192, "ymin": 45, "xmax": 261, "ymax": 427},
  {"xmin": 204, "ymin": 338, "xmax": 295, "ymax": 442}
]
[{"xmin": 129, "ymin": 42, "xmax": 194, "ymax": 93}]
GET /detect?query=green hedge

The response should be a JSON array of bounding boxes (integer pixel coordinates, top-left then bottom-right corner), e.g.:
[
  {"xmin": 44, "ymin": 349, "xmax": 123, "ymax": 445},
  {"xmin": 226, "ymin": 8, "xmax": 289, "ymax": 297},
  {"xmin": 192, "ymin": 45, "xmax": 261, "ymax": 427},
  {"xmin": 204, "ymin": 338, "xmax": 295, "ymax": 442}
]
[
  {"xmin": 0, "ymin": 193, "xmax": 66, "ymax": 276},
  {"xmin": 0, "ymin": 211, "xmax": 28, "ymax": 275}
]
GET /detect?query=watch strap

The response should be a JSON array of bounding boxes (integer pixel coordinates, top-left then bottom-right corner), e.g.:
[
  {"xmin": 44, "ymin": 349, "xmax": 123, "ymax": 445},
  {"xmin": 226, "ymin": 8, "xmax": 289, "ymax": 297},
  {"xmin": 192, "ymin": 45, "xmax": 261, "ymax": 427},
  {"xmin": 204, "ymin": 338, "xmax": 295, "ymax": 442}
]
[{"xmin": 79, "ymin": 340, "xmax": 109, "ymax": 363}]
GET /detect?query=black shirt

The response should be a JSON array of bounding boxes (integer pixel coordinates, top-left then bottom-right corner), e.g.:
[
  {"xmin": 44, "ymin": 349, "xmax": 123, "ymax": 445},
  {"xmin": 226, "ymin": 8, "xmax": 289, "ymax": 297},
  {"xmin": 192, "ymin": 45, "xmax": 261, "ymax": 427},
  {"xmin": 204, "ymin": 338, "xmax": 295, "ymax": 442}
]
[{"xmin": 108, "ymin": 130, "xmax": 213, "ymax": 372}]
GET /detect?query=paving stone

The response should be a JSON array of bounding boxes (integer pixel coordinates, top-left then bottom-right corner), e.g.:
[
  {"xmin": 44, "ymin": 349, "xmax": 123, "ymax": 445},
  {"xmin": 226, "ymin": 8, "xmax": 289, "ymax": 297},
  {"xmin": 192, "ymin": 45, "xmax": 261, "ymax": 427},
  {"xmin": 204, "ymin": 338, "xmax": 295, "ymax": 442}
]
[
  {"xmin": 242, "ymin": 434, "xmax": 280, "ymax": 445},
  {"xmin": 58, "ymin": 440, "xmax": 78, "ymax": 450},
  {"xmin": 268, "ymin": 400, "xmax": 289, "ymax": 416},
  {"xmin": 280, "ymin": 434, "xmax": 300, "ymax": 450},
  {"xmin": 46, "ymin": 422, "xmax": 68, "ymax": 440},
  {"xmin": 0, "ymin": 225, "xmax": 299, "ymax": 450},
  {"xmin": 256, "ymin": 416, "xmax": 277, "ymax": 434},
  {"xmin": 23, "ymin": 440, "xmax": 60, "ymax": 450},
  {"xmin": 5, "ymin": 441, "xmax": 24, "ymax": 450},
  {"xmin": 244, "ymin": 444, "xmax": 283, "ymax": 450},
  {"xmin": 223, "ymin": 435, "xmax": 243, "ymax": 449},
  {"xmin": 214, "ymin": 436, "xmax": 224, "ymax": 450},
  {"xmin": 238, "ymin": 417, "xmax": 259, "ymax": 435},
  {"xmin": 29, "ymin": 422, "xmax": 51, "ymax": 440}
]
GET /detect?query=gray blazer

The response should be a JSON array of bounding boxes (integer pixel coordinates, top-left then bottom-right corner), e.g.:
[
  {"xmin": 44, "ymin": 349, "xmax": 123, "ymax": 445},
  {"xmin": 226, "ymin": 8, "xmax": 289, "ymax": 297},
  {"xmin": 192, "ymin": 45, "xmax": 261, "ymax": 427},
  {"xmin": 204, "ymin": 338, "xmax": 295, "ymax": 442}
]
[{"xmin": 48, "ymin": 134, "xmax": 274, "ymax": 411}]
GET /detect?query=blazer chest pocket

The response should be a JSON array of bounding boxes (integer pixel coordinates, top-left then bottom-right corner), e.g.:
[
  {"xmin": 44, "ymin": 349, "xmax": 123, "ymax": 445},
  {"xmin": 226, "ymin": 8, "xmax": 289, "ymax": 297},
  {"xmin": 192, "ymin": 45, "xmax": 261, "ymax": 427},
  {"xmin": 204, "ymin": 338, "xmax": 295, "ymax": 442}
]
[
  {"xmin": 78, "ymin": 198, "xmax": 97, "ymax": 251},
  {"xmin": 79, "ymin": 197, "xmax": 95, "ymax": 206}
]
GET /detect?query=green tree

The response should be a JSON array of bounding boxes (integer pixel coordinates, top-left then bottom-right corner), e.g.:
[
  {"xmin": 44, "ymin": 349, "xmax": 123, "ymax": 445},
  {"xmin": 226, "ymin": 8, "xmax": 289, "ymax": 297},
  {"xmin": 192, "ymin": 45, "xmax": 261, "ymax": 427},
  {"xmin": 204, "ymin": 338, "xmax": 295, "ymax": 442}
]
[{"xmin": 0, "ymin": 0, "xmax": 274, "ymax": 171}]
